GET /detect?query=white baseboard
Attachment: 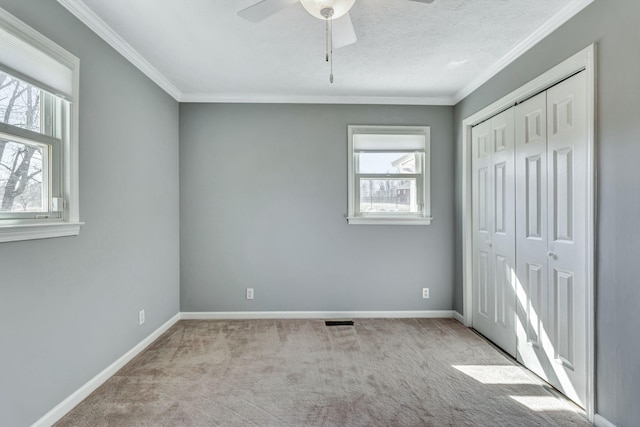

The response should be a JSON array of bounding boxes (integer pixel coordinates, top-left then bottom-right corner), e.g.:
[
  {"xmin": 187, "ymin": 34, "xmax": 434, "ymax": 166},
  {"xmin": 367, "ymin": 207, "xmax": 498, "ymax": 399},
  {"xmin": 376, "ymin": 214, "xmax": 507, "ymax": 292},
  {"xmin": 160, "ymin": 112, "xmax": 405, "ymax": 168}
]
[
  {"xmin": 32, "ymin": 310, "xmax": 456, "ymax": 426},
  {"xmin": 180, "ymin": 310, "xmax": 455, "ymax": 320},
  {"xmin": 594, "ymin": 414, "xmax": 616, "ymax": 427},
  {"xmin": 453, "ymin": 311, "xmax": 465, "ymax": 324},
  {"xmin": 32, "ymin": 313, "xmax": 181, "ymax": 427}
]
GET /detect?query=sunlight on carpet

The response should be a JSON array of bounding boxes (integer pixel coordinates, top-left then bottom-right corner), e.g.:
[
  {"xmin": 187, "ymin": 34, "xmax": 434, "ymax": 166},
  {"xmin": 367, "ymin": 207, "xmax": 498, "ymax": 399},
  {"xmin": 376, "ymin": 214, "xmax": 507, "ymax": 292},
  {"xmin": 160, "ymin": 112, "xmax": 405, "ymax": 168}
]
[
  {"xmin": 452, "ymin": 364, "xmax": 541, "ymax": 385},
  {"xmin": 55, "ymin": 319, "xmax": 590, "ymax": 427},
  {"xmin": 510, "ymin": 395, "xmax": 579, "ymax": 412}
]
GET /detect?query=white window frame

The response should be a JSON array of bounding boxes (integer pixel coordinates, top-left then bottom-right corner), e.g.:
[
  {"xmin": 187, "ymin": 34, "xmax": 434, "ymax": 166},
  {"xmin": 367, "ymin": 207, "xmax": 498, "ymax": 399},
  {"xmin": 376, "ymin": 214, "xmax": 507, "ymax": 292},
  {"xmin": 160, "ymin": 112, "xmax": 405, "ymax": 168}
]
[
  {"xmin": 0, "ymin": 8, "xmax": 81, "ymax": 242},
  {"xmin": 347, "ymin": 125, "xmax": 431, "ymax": 225}
]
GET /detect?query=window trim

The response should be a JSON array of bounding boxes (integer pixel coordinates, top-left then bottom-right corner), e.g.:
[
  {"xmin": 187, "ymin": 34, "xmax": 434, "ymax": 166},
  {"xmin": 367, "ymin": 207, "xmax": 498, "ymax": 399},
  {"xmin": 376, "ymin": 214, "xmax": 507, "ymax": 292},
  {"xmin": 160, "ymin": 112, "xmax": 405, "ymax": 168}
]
[
  {"xmin": 347, "ymin": 125, "xmax": 432, "ymax": 226},
  {"xmin": 0, "ymin": 7, "xmax": 82, "ymax": 242}
]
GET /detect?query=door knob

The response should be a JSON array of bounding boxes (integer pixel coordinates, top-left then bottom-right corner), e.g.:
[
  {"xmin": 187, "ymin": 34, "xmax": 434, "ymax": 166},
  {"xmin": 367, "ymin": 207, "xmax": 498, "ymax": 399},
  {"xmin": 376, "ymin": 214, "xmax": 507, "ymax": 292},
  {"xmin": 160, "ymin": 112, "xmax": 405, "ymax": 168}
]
[
  {"xmin": 547, "ymin": 251, "xmax": 556, "ymax": 258},
  {"xmin": 487, "ymin": 241, "xmax": 492, "ymax": 247}
]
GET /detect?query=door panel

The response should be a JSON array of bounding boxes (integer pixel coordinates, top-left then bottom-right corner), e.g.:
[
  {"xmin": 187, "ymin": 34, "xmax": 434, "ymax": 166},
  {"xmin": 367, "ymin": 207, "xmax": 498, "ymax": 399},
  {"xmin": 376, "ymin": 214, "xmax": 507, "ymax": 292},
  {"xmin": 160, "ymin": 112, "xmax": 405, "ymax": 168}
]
[
  {"xmin": 472, "ymin": 109, "xmax": 516, "ymax": 358},
  {"xmin": 489, "ymin": 109, "xmax": 516, "ymax": 357},
  {"xmin": 525, "ymin": 263, "xmax": 543, "ymax": 348},
  {"xmin": 553, "ymin": 148, "xmax": 574, "ymax": 242},
  {"xmin": 515, "ymin": 91, "xmax": 549, "ymax": 381},
  {"xmin": 478, "ymin": 251, "xmax": 489, "ymax": 316},
  {"xmin": 526, "ymin": 155, "xmax": 543, "ymax": 238},
  {"xmin": 472, "ymin": 122, "xmax": 493, "ymax": 325},
  {"xmin": 545, "ymin": 72, "xmax": 587, "ymax": 407},
  {"xmin": 495, "ymin": 162, "xmax": 507, "ymax": 233},
  {"xmin": 473, "ymin": 121, "xmax": 494, "ymax": 328},
  {"xmin": 552, "ymin": 269, "xmax": 574, "ymax": 369},
  {"xmin": 495, "ymin": 254, "xmax": 508, "ymax": 326},
  {"xmin": 478, "ymin": 168, "xmax": 489, "ymax": 233}
]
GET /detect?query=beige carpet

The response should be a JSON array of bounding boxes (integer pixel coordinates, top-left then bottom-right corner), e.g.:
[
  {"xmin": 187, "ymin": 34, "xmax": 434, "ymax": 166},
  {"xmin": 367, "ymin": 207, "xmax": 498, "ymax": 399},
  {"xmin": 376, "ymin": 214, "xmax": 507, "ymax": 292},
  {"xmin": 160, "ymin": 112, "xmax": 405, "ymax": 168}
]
[{"xmin": 56, "ymin": 319, "xmax": 590, "ymax": 426}]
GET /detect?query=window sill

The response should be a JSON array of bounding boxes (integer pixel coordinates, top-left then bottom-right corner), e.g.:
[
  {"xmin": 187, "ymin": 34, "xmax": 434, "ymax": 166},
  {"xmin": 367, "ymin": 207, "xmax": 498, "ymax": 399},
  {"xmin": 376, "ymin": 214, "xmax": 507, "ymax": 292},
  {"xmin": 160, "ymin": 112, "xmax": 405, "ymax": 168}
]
[
  {"xmin": 0, "ymin": 221, "xmax": 83, "ymax": 243},
  {"xmin": 347, "ymin": 217, "xmax": 432, "ymax": 226}
]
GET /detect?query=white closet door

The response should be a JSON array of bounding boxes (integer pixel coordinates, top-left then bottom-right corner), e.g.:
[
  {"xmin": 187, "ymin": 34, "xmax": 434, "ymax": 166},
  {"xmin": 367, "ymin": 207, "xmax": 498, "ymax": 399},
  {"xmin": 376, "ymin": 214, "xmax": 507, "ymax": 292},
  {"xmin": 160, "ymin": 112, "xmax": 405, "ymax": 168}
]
[
  {"xmin": 515, "ymin": 72, "xmax": 588, "ymax": 407},
  {"xmin": 472, "ymin": 120, "xmax": 493, "ymax": 343},
  {"xmin": 472, "ymin": 109, "xmax": 516, "ymax": 357},
  {"xmin": 515, "ymin": 92, "xmax": 549, "ymax": 381},
  {"xmin": 545, "ymin": 71, "xmax": 588, "ymax": 407}
]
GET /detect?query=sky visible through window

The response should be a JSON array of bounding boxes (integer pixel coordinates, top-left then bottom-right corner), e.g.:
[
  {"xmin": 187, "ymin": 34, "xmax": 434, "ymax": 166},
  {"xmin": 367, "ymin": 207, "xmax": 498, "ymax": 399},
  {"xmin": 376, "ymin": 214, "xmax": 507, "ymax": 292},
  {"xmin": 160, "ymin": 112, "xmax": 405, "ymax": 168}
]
[{"xmin": 359, "ymin": 152, "xmax": 411, "ymax": 174}]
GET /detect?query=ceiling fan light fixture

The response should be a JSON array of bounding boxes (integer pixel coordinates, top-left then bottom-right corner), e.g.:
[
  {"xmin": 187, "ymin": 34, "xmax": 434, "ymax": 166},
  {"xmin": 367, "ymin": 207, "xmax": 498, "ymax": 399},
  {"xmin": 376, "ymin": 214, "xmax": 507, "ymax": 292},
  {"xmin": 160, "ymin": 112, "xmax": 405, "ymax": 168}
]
[{"xmin": 300, "ymin": 0, "xmax": 356, "ymax": 20}]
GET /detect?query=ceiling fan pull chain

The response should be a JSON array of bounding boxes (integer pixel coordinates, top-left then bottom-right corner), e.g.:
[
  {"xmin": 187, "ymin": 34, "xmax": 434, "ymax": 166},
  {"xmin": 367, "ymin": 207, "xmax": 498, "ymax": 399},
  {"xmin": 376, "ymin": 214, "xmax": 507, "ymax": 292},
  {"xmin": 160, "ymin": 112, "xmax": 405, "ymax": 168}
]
[
  {"xmin": 329, "ymin": 16, "xmax": 334, "ymax": 83},
  {"xmin": 325, "ymin": 19, "xmax": 329, "ymax": 62}
]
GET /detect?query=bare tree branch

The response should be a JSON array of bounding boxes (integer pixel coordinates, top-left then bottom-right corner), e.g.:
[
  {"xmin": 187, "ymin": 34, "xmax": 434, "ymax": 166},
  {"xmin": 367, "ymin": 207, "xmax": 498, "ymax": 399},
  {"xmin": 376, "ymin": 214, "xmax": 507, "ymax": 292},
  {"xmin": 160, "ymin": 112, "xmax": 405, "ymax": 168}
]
[
  {"xmin": 0, "ymin": 80, "xmax": 28, "ymax": 162},
  {"xmin": 0, "ymin": 76, "xmax": 44, "ymax": 212},
  {"xmin": 2, "ymin": 146, "xmax": 35, "ymax": 210}
]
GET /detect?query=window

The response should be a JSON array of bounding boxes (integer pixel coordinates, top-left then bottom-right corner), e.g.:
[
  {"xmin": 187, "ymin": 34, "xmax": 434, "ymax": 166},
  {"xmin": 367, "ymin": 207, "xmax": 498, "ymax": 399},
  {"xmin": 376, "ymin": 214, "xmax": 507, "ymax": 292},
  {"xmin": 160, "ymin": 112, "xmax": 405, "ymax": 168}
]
[
  {"xmin": 347, "ymin": 125, "xmax": 431, "ymax": 225},
  {"xmin": 1, "ymin": 73, "xmax": 62, "ymax": 218},
  {"xmin": 0, "ymin": 8, "xmax": 80, "ymax": 242}
]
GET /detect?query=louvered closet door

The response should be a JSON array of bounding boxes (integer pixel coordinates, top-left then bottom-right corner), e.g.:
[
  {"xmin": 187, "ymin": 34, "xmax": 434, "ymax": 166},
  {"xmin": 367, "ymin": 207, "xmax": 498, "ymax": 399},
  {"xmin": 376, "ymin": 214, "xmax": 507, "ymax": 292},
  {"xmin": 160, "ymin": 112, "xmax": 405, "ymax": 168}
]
[
  {"xmin": 472, "ymin": 108, "xmax": 517, "ymax": 358},
  {"xmin": 515, "ymin": 72, "xmax": 588, "ymax": 408}
]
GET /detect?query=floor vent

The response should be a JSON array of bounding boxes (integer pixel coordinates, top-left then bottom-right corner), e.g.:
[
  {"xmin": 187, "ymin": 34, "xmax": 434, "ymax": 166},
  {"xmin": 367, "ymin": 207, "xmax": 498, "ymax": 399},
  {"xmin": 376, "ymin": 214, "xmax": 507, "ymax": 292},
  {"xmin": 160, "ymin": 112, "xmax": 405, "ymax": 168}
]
[{"xmin": 325, "ymin": 320, "xmax": 354, "ymax": 326}]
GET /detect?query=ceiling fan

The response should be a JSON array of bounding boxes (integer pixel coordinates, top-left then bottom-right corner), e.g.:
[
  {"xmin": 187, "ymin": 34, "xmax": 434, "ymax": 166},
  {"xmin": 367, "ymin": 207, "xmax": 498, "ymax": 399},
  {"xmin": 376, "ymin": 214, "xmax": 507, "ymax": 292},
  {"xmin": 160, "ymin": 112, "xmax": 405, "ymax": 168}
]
[{"xmin": 237, "ymin": 0, "xmax": 435, "ymax": 82}]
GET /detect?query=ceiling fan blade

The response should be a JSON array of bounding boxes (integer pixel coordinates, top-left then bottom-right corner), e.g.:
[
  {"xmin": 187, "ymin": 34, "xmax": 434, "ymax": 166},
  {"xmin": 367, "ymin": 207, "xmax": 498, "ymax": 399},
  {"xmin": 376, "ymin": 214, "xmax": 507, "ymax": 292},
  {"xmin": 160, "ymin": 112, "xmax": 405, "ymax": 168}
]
[
  {"xmin": 332, "ymin": 13, "xmax": 357, "ymax": 49},
  {"xmin": 237, "ymin": 0, "xmax": 299, "ymax": 22}
]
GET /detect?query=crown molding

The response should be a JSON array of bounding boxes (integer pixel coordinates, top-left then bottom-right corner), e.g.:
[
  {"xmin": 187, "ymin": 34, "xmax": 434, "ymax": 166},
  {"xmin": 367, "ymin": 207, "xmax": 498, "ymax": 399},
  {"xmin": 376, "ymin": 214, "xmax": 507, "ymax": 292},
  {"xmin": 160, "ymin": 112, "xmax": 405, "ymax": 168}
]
[
  {"xmin": 56, "ymin": 0, "xmax": 182, "ymax": 101},
  {"xmin": 452, "ymin": 0, "xmax": 594, "ymax": 104},
  {"xmin": 179, "ymin": 93, "xmax": 456, "ymax": 106},
  {"xmin": 56, "ymin": 0, "xmax": 593, "ymax": 106},
  {"xmin": 56, "ymin": 0, "xmax": 452, "ymax": 106}
]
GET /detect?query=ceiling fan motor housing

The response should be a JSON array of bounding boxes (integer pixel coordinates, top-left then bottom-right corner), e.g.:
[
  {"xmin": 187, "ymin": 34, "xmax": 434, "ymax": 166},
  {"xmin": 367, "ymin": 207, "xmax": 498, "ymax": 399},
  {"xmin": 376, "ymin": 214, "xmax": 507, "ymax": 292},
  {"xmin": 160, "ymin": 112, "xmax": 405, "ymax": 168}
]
[
  {"xmin": 321, "ymin": 7, "xmax": 334, "ymax": 19},
  {"xmin": 300, "ymin": 0, "xmax": 356, "ymax": 20}
]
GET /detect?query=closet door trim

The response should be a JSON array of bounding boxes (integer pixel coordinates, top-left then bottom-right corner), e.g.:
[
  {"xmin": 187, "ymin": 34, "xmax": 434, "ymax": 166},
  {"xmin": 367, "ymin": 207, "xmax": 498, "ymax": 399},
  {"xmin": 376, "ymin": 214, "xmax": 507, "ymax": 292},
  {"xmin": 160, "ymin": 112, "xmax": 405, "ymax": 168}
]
[{"xmin": 460, "ymin": 44, "xmax": 596, "ymax": 421}]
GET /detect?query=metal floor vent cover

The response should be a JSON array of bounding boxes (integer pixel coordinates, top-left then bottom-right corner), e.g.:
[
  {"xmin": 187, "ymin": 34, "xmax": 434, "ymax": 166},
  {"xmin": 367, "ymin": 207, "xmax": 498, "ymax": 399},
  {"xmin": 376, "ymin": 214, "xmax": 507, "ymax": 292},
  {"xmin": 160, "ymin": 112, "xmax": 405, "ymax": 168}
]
[{"xmin": 325, "ymin": 320, "xmax": 354, "ymax": 326}]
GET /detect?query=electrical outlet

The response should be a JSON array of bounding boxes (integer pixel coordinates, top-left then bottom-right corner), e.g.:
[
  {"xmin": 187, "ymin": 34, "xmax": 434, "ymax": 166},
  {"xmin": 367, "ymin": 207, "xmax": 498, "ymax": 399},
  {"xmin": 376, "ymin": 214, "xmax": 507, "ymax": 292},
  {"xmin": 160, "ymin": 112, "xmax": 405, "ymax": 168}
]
[
  {"xmin": 246, "ymin": 288, "xmax": 254, "ymax": 300},
  {"xmin": 422, "ymin": 288, "xmax": 430, "ymax": 299},
  {"xmin": 138, "ymin": 309, "xmax": 145, "ymax": 326}
]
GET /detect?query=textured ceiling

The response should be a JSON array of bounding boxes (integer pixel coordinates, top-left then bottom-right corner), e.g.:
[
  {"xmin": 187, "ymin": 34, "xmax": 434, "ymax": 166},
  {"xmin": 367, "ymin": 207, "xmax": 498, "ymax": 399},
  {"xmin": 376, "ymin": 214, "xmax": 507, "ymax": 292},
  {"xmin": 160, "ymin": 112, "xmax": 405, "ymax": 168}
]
[{"xmin": 72, "ymin": 0, "xmax": 578, "ymax": 103}]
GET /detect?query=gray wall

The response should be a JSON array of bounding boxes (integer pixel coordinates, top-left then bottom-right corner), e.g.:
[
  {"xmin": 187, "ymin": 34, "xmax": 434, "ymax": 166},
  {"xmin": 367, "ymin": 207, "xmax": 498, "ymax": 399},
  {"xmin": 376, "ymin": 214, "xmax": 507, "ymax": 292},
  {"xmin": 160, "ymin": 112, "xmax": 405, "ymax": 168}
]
[
  {"xmin": 0, "ymin": 1, "xmax": 180, "ymax": 426},
  {"xmin": 453, "ymin": 0, "xmax": 640, "ymax": 425},
  {"xmin": 180, "ymin": 104, "xmax": 454, "ymax": 312},
  {"xmin": 2, "ymin": 0, "xmax": 636, "ymax": 425}
]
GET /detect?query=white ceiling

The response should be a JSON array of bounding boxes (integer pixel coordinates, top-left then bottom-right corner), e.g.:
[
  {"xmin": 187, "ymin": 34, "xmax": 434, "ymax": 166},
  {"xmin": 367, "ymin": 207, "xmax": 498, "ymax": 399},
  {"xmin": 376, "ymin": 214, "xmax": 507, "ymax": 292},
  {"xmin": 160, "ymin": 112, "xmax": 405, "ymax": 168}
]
[{"xmin": 57, "ymin": 0, "xmax": 592, "ymax": 104}]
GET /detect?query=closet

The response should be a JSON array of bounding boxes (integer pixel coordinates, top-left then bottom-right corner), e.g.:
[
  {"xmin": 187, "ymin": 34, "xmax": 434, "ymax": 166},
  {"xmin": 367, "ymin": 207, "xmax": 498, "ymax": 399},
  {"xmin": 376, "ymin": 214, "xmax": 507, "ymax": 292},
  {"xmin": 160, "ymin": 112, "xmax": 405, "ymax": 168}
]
[{"xmin": 471, "ymin": 71, "xmax": 588, "ymax": 408}]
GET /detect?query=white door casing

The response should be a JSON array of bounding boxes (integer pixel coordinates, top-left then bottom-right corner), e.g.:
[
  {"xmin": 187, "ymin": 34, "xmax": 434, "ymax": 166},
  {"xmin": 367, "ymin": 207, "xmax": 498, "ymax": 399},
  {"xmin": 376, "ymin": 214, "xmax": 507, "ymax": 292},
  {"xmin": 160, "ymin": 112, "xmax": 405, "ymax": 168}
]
[{"xmin": 472, "ymin": 108, "xmax": 517, "ymax": 358}]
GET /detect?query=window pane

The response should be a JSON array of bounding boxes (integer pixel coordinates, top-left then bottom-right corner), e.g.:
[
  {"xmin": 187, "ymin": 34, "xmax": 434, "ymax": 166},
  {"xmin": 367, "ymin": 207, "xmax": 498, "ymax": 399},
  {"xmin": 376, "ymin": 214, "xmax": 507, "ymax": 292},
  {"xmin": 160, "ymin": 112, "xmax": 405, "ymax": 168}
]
[
  {"xmin": 358, "ymin": 152, "xmax": 420, "ymax": 174},
  {"xmin": 0, "ymin": 71, "xmax": 42, "ymax": 133},
  {"xmin": 0, "ymin": 138, "xmax": 45, "ymax": 212},
  {"xmin": 359, "ymin": 178, "xmax": 419, "ymax": 213}
]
